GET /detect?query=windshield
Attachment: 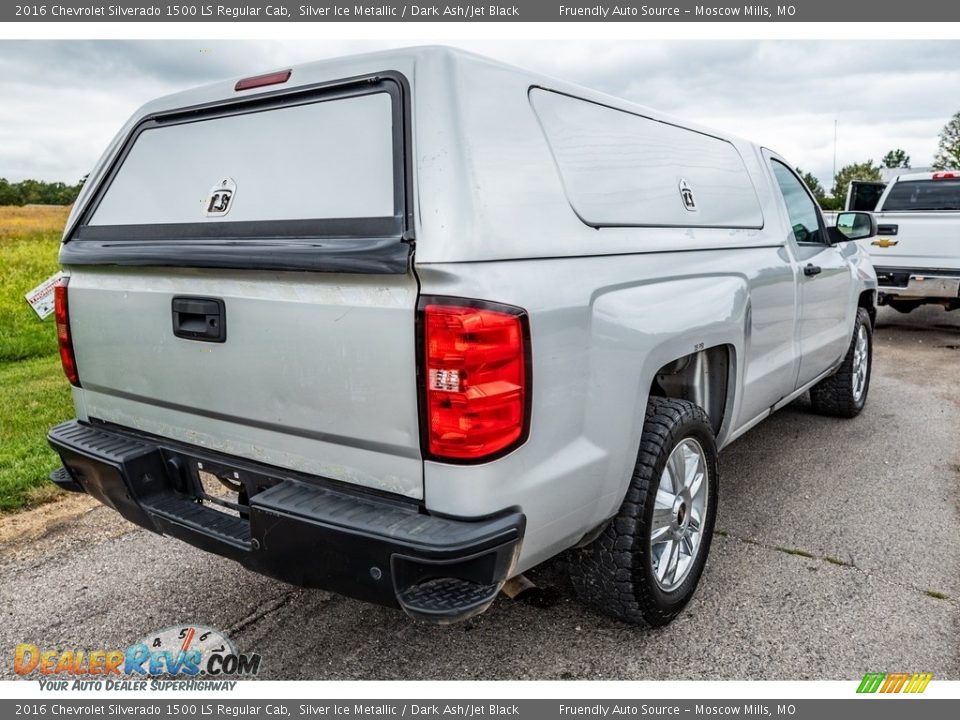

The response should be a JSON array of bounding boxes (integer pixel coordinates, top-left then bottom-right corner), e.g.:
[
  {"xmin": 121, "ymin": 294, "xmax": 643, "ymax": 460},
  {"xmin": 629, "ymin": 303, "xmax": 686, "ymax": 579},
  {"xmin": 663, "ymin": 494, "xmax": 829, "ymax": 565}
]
[{"xmin": 881, "ymin": 179, "xmax": 960, "ymax": 211}]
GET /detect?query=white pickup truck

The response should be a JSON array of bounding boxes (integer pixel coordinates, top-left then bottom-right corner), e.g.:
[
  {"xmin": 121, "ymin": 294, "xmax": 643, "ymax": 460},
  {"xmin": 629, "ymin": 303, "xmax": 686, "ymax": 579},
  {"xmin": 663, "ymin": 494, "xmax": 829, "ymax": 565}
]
[
  {"xmin": 853, "ymin": 171, "xmax": 960, "ymax": 313},
  {"xmin": 46, "ymin": 47, "xmax": 880, "ymax": 626}
]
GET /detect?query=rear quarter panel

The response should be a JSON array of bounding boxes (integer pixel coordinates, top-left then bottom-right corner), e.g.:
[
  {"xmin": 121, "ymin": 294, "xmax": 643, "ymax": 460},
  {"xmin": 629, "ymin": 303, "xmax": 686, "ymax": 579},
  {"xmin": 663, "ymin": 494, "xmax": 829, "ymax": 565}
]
[{"xmin": 417, "ymin": 250, "xmax": 785, "ymax": 573}]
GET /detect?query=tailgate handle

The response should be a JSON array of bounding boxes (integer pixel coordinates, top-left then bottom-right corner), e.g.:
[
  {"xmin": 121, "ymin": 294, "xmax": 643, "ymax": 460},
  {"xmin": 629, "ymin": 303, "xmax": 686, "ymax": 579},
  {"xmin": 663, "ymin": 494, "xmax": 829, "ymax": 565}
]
[{"xmin": 172, "ymin": 297, "xmax": 226, "ymax": 343}]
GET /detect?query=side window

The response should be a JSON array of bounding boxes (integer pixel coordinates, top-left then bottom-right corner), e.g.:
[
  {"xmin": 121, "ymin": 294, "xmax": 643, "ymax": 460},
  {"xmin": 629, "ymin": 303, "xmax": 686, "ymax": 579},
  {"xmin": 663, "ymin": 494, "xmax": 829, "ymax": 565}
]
[{"xmin": 770, "ymin": 160, "xmax": 824, "ymax": 244}]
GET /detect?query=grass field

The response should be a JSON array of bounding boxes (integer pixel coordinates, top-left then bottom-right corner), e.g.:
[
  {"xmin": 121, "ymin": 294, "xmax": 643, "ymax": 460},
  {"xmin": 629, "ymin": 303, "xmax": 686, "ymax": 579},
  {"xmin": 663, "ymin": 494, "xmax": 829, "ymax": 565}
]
[{"xmin": 0, "ymin": 205, "xmax": 74, "ymax": 512}]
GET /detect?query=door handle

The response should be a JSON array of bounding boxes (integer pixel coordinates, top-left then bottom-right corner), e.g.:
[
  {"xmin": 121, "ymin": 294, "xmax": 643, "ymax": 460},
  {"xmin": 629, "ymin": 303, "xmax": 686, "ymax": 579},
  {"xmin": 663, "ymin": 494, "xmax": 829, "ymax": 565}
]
[
  {"xmin": 804, "ymin": 264, "xmax": 822, "ymax": 277},
  {"xmin": 172, "ymin": 297, "xmax": 226, "ymax": 342}
]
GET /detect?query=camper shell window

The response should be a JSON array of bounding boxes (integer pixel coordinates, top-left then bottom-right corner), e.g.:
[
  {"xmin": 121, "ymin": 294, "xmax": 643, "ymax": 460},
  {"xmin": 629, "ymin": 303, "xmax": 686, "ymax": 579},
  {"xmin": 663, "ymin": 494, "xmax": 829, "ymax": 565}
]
[{"xmin": 530, "ymin": 88, "xmax": 764, "ymax": 230}]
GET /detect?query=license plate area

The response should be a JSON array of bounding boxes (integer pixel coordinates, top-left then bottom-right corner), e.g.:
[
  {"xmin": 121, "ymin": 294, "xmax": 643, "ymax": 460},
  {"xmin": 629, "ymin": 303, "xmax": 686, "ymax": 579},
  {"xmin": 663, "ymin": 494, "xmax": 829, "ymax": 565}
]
[{"xmin": 188, "ymin": 459, "xmax": 269, "ymax": 519}]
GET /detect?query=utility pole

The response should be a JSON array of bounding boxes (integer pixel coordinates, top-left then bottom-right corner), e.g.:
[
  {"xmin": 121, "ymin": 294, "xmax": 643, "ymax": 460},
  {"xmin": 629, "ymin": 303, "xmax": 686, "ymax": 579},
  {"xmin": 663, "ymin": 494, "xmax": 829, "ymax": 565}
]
[{"xmin": 832, "ymin": 119, "xmax": 838, "ymax": 189}]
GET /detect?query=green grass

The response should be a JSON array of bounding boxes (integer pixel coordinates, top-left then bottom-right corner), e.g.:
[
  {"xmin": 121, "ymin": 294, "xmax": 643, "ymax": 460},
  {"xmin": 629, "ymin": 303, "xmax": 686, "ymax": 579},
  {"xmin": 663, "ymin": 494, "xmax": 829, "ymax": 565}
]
[
  {"xmin": 0, "ymin": 206, "xmax": 73, "ymax": 512},
  {"xmin": 925, "ymin": 590, "xmax": 949, "ymax": 601},
  {"xmin": 0, "ymin": 356, "xmax": 75, "ymax": 511},
  {"xmin": 0, "ymin": 207, "xmax": 66, "ymax": 363}
]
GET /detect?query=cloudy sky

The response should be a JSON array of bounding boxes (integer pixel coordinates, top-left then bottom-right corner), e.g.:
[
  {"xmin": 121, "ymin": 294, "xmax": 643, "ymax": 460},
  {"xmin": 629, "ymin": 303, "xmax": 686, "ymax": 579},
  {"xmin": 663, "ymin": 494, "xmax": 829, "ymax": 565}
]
[{"xmin": 1, "ymin": 40, "xmax": 958, "ymax": 190}]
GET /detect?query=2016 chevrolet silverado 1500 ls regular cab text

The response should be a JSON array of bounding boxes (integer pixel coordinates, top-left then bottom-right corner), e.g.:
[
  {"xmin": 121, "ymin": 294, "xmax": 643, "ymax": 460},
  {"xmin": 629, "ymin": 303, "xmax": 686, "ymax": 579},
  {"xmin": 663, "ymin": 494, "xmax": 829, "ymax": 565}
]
[
  {"xmin": 47, "ymin": 47, "xmax": 879, "ymax": 626},
  {"xmin": 854, "ymin": 171, "xmax": 960, "ymax": 313}
]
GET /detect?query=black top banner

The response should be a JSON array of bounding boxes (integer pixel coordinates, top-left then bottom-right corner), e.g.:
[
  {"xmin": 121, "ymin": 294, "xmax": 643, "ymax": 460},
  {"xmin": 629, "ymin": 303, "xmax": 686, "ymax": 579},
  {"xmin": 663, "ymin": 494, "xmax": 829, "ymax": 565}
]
[{"xmin": 4, "ymin": 0, "xmax": 956, "ymax": 22}]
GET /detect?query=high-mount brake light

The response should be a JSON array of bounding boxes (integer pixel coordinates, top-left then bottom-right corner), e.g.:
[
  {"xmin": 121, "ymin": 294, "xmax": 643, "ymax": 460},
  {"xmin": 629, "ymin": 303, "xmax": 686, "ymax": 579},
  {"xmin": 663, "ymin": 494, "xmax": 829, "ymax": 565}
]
[
  {"xmin": 420, "ymin": 299, "xmax": 530, "ymax": 462},
  {"xmin": 932, "ymin": 171, "xmax": 957, "ymax": 180},
  {"xmin": 234, "ymin": 69, "xmax": 292, "ymax": 92},
  {"xmin": 54, "ymin": 277, "xmax": 80, "ymax": 387}
]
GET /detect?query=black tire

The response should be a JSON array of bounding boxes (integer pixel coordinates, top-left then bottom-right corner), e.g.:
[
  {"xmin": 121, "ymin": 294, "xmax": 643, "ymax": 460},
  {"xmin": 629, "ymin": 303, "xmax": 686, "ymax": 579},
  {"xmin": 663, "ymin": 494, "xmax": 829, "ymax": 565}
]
[
  {"xmin": 809, "ymin": 307, "xmax": 872, "ymax": 419},
  {"xmin": 568, "ymin": 397, "xmax": 718, "ymax": 626}
]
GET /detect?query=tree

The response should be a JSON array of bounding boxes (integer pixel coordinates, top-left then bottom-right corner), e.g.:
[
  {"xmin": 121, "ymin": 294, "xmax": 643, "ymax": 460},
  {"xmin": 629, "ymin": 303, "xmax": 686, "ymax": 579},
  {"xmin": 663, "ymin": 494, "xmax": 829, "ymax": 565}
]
[
  {"xmin": 0, "ymin": 177, "xmax": 85, "ymax": 206},
  {"xmin": 0, "ymin": 178, "xmax": 20, "ymax": 205},
  {"xmin": 796, "ymin": 168, "xmax": 828, "ymax": 205},
  {"xmin": 933, "ymin": 111, "xmax": 960, "ymax": 170},
  {"xmin": 882, "ymin": 148, "xmax": 911, "ymax": 168},
  {"xmin": 830, "ymin": 161, "xmax": 882, "ymax": 204}
]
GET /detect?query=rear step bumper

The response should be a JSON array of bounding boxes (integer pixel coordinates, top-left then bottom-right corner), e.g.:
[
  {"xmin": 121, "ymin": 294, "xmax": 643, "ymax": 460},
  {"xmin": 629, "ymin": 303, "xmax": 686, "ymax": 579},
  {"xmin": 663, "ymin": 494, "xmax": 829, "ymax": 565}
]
[
  {"xmin": 47, "ymin": 420, "xmax": 524, "ymax": 624},
  {"xmin": 875, "ymin": 266, "xmax": 960, "ymax": 299}
]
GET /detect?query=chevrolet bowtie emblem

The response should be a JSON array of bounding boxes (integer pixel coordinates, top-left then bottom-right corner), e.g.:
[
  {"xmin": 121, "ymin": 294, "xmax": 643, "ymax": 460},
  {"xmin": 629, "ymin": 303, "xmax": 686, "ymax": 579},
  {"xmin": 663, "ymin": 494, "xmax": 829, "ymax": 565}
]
[{"xmin": 872, "ymin": 238, "xmax": 899, "ymax": 248}]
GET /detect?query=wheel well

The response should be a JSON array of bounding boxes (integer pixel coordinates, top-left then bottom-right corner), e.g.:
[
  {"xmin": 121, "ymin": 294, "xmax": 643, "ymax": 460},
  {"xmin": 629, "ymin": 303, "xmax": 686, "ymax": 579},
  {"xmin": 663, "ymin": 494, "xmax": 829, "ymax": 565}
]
[
  {"xmin": 858, "ymin": 289, "xmax": 877, "ymax": 327},
  {"xmin": 649, "ymin": 345, "xmax": 731, "ymax": 435}
]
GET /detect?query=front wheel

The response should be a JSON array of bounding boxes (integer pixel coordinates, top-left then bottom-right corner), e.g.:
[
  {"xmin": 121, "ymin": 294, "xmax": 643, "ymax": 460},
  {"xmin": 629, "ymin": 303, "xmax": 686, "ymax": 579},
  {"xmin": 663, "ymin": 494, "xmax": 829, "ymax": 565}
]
[
  {"xmin": 568, "ymin": 397, "xmax": 718, "ymax": 626},
  {"xmin": 809, "ymin": 307, "xmax": 872, "ymax": 418}
]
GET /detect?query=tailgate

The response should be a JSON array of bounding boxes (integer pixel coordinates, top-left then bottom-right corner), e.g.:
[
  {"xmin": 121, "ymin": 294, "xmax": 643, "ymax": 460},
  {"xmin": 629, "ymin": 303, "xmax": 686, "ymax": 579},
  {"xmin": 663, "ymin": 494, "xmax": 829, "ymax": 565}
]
[
  {"xmin": 60, "ymin": 73, "xmax": 424, "ymax": 499},
  {"xmin": 864, "ymin": 213, "xmax": 960, "ymax": 270},
  {"xmin": 67, "ymin": 267, "xmax": 422, "ymax": 498}
]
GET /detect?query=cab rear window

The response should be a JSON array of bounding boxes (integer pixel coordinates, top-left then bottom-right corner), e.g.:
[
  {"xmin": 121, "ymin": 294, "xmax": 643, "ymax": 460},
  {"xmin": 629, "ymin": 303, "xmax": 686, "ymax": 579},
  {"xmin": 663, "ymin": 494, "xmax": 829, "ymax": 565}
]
[{"xmin": 882, "ymin": 179, "xmax": 960, "ymax": 211}]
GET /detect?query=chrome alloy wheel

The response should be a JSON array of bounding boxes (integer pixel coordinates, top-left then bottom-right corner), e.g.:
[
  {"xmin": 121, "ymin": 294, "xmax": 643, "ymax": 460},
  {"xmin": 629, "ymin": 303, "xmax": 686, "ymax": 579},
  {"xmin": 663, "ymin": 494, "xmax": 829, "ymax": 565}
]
[
  {"xmin": 852, "ymin": 324, "xmax": 869, "ymax": 402},
  {"xmin": 651, "ymin": 438, "xmax": 709, "ymax": 592}
]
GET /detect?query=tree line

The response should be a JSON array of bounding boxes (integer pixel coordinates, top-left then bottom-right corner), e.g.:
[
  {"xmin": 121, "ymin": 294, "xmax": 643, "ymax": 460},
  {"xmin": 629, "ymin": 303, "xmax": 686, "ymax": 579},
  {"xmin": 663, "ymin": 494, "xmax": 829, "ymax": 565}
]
[
  {"xmin": 801, "ymin": 110, "xmax": 960, "ymax": 210},
  {"xmin": 0, "ymin": 176, "xmax": 86, "ymax": 206}
]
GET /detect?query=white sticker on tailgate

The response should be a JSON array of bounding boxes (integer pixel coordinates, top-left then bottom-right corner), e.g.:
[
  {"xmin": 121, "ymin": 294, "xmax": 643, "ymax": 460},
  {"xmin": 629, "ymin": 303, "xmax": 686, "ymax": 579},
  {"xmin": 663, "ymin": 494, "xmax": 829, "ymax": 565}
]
[{"xmin": 24, "ymin": 271, "xmax": 63, "ymax": 320}]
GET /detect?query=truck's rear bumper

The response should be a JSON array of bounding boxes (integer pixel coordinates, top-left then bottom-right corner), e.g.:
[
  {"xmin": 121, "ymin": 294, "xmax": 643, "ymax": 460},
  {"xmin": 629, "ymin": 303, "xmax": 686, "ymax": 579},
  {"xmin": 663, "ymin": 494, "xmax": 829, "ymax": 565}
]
[
  {"xmin": 875, "ymin": 266, "xmax": 960, "ymax": 299},
  {"xmin": 47, "ymin": 420, "xmax": 524, "ymax": 624}
]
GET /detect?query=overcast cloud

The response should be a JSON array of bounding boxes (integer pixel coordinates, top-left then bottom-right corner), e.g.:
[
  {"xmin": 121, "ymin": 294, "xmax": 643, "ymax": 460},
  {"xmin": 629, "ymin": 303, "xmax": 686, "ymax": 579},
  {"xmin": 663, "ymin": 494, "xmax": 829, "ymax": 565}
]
[{"xmin": 1, "ymin": 40, "xmax": 958, "ymax": 189}]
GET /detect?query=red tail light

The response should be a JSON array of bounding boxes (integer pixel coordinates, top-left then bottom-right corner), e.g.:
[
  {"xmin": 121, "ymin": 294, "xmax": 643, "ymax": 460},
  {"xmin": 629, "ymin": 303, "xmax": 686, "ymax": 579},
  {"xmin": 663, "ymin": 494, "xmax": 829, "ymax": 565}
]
[
  {"xmin": 54, "ymin": 277, "xmax": 80, "ymax": 387},
  {"xmin": 420, "ymin": 298, "xmax": 530, "ymax": 462}
]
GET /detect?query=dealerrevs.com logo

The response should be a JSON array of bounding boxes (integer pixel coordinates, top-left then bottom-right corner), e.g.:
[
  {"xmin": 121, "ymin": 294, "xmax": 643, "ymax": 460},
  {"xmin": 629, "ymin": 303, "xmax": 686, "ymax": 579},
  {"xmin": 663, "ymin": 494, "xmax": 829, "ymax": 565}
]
[{"xmin": 14, "ymin": 625, "xmax": 261, "ymax": 691}]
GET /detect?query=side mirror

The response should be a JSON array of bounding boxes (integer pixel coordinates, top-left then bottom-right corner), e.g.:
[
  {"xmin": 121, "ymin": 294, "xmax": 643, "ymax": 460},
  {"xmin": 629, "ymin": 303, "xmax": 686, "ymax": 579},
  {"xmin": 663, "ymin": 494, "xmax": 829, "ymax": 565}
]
[{"xmin": 829, "ymin": 211, "xmax": 877, "ymax": 243}]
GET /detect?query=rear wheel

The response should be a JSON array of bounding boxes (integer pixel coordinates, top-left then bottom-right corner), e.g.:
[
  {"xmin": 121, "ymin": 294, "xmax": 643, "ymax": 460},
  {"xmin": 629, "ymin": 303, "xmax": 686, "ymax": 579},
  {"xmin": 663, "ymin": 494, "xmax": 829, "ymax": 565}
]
[
  {"xmin": 568, "ymin": 397, "xmax": 718, "ymax": 626},
  {"xmin": 809, "ymin": 307, "xmax": 872, "ymax": 418}
]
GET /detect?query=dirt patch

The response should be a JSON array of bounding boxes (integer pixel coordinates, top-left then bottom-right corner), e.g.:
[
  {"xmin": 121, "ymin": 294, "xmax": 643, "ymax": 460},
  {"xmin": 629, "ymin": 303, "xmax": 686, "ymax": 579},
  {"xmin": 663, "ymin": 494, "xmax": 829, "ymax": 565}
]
[{"xmin": 0, "ymin": 493, "xmax": 98, "ymax": 547}]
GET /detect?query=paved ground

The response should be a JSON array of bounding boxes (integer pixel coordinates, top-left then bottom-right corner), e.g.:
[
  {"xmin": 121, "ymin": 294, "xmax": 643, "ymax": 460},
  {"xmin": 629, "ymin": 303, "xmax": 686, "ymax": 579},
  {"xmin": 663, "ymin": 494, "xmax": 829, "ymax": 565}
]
[{"xmin": 2, "ymin": 306, "xmax": 958, "ymax": 681}]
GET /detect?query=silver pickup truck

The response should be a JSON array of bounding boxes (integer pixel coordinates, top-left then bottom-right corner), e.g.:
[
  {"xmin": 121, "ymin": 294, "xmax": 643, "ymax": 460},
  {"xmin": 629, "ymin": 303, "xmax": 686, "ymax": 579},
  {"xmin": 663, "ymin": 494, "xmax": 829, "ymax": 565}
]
[{"xmin": 47, "ymin": 47, "xmax": 879, "ymax": 626}]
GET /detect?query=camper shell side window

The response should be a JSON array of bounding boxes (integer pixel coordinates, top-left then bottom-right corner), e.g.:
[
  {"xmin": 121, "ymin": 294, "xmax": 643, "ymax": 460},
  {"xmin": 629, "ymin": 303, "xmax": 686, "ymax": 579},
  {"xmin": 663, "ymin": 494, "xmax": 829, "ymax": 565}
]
[{"xmin": 529, "ymin": 88, "xmax": 764, "ymax": 230}]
